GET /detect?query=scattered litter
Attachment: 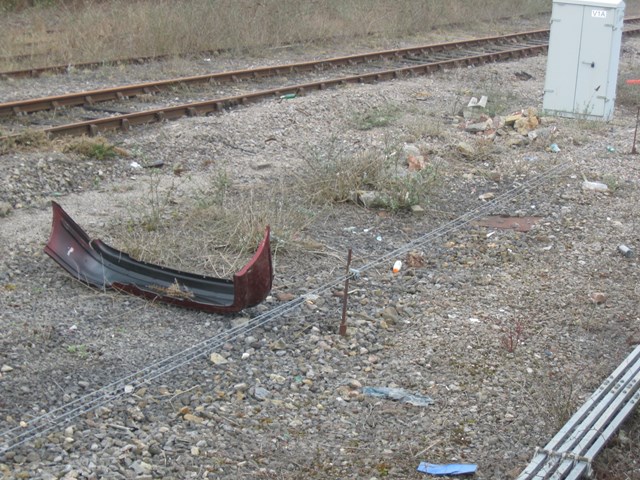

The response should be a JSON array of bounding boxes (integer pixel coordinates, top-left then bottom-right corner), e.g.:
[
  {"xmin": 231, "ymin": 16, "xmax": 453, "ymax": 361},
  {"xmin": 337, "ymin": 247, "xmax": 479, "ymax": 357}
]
[
  {"xmin": 279, "ymin": 93, "xmax": 296, "ymax": 100},
  {"xmin": 348, "ymin": 268, "xmax": 361, "ymax": 280},
  {"xmin": 417, "ymin": 462, "xmax": 477, "ymax": 476},
  {"xmin": 549, "ymin": 143, "xmax": 560, "ymax": 153},
  {"xmin": 129, "ymin": 161, "xmax": 143, "ymax": 170},
  {"xmin": 376, "ymin": 235, "xmax": 382, "ymax": 242},
  {"xmin": 463, "ymin": 95, "xmax": 488, "ymax": 120},
  {"xmin": 618, "ymin": 244, "xmax": 633, "ymax": 257},
  {"xmin": 582, "ymin": 180, "xmax": 608, "ymax": 192},
  {"xmin": 606, "ymin": 146, "xmax": 616, "ymax": 153},
  {"xmin": 392, "ymin": 260, "xmax": 402, "ymax": 273},
  {"xmin": 467, "ymin": 96, "xmax": 488, "ymax": 108},
  {"xmin": 478, "ymin": 192, "xmax": 495, "ymax": 201},
  {"xmin": 362, "ymin": 387, "xmax": 434, "ymax": 406},
  {"xmin": 143, "ymin": 160, "xmax": 165, "ymax": 168},
  {"xmin": 515, "ymin": 70, "xmax": 533, "ymax": 80}
]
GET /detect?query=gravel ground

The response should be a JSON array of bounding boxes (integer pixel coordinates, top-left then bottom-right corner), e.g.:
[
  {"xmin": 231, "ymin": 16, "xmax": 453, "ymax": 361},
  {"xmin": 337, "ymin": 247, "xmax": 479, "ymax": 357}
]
[{"xmin": 1, "ymin": 27, "xmax": 640, "ymax": 480}]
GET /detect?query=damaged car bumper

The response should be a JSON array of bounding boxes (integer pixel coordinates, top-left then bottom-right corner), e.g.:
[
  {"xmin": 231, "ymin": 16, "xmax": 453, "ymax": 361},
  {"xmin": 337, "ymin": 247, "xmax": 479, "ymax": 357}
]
[{"xmin": 44, "ymin": 201, "xmax": 273, "ymax": 313}]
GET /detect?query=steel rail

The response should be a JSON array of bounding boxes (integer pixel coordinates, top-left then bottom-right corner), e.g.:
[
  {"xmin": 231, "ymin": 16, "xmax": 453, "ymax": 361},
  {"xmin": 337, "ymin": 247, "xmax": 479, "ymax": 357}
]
[
  {"xmin": 1, "ymin": 43, "xmax": 550, "ymax": 141},
  {"xmin": 0, "ymin": 160, "xmax": 571, "ymax": 455},
  {"xmin": 0, "ymin": 29, "xmax": 552, "ymax": 117},
  {"xmin": 1, "ymin": 23, "xmax": 638, "ymax": 140},
  {"xmin": 0, "ymin": 28, "xmax": 551, "ymax": 86}
]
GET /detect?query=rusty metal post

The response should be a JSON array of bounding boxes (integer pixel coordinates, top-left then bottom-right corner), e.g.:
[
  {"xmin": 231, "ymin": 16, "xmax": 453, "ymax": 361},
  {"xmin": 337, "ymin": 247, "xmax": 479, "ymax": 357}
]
[
  {"xmin": 339, "ymin": 248, "xmax": 352, "ymax": 336},
  {"xmin": 632, "ymin": 106, "xmax": 639, "ymax": 155}
]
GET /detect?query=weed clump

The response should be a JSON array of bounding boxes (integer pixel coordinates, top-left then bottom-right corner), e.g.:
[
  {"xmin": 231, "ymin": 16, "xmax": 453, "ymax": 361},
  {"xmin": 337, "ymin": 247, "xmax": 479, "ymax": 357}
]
[
  {"xmin": 61, "ymin": 136, "xmax": 128, "ymax": 160},
  {"xmin": 298, "ymin": 139, "xmax": 438, "ymax": 211}
]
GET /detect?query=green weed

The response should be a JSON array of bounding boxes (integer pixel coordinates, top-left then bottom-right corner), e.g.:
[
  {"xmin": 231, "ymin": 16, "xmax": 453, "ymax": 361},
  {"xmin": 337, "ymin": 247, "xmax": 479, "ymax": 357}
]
[
  {"xmin": 352, "ymin": 104, "xmax": 400, "ymax": 131},
  {"xmin": 66, "ymin": 344, "xmax": 88, "ymax": 358},
  {"xmin": 61, "ymin": 136, "xmax": 126, "ymax": 160}
]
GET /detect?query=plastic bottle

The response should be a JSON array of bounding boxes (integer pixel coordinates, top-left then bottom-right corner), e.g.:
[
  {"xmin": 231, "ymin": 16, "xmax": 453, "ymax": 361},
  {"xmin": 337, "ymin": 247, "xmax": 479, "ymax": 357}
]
[{"xmin": 392, "ymin": 260, "xmax": 402, "ymax": 273}]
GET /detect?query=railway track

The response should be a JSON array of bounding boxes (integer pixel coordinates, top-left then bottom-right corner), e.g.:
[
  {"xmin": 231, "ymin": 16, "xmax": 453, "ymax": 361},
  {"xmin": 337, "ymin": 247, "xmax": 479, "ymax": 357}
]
[{"xmin": 1, "ymin": 21, "xmax": 639, "ymax": 141}]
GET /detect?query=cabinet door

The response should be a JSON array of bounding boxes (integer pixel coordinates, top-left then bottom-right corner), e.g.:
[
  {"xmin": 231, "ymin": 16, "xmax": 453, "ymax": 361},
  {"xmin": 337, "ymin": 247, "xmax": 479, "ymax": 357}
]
[
  {"xmin": 574, "ymin": 7, "xmax": 613, "ymax": 117},
  {"xmin": 543, "ymin": 3, "xmax": 583, "ymax": 113},
  {"xmin": 573, "ymin": 7, "xmax": 615, "ymax": 117}
]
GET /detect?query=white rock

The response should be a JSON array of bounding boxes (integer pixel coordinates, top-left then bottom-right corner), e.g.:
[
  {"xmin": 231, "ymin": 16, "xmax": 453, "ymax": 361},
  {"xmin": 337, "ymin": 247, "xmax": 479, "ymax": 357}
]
[{"xmin": 210, "ymin": 352, "xmax": 229, "ymax": 365}]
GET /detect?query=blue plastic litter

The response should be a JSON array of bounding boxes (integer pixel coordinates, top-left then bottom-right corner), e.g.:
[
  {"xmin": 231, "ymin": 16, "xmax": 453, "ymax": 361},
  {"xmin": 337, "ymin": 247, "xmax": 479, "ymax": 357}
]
[
  {"xmin": 361, "ymin": 387, "xmax": 434, "ymax": 406},
  {"xmin": 417, "ymin": 462, "xmax": 477, "ymax": 476}
]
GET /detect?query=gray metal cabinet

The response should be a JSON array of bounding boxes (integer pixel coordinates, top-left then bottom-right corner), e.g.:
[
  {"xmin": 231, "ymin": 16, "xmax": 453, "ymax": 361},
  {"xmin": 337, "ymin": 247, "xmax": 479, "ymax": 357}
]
[{"xmin": 543, "ymin": 0, "xmax": 625, "ymax": 121}]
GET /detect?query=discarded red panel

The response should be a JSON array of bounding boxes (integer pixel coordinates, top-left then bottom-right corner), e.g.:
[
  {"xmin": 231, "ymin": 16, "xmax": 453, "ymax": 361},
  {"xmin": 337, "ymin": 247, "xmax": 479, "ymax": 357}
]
[{"xmin": 44, "ymin": 201, "xmax": 272, "ymax": 313}]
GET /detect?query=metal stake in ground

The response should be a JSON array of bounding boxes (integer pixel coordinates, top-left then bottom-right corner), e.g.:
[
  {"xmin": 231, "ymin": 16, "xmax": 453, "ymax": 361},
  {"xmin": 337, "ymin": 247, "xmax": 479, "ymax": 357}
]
[
  {"xmin": 339, "ymin": 248, "xmax": 353, "ymax": 336},
  {"xmin": 632, "ymin": 106, "xmax": 639, "ymax": 155}
]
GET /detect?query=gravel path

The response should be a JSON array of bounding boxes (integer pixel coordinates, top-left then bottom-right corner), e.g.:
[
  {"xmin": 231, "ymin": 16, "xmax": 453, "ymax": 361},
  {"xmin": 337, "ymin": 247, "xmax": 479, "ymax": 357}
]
[{"xmin": 1, "ymin": 28, "xmax": 640, "ymax": 480}]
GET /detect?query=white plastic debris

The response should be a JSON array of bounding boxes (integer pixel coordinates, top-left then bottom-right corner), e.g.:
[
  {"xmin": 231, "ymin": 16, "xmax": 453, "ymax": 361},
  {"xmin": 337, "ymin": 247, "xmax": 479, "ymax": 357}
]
[
  {"xmin": 392, "ymin": 260, "xmax": 402, "ymax": 273},
  {"xmin": 582, "ymin": 180, "xmax": 608, "ymax": 192}
]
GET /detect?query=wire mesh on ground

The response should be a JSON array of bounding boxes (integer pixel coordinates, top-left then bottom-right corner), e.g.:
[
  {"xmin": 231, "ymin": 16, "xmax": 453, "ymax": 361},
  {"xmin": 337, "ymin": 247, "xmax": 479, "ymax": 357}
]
[{"xmin": 0, "ymin": 160, "xmax": 570, "ymax": 454}]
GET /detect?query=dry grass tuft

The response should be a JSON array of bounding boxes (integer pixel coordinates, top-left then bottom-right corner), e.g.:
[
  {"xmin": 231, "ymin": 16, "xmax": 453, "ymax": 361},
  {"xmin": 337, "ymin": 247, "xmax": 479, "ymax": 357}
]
[
  {"xmin": 59, "ymin": 136, "xmax": 129, "ymax": 160},
  {"xmin": 0, "ymin": 1, "xmax": 558, "ymax": 71},
  {"xmin": 0, "ymin": 129, "xmax": 51, "ymax": 154},
  {"xmin": 113, "ymin": 173, "xmax": 317, "ymax": 278},
  {"xmin": 296, "ymin": 139, "xmax": 439, "ymax": 211}
]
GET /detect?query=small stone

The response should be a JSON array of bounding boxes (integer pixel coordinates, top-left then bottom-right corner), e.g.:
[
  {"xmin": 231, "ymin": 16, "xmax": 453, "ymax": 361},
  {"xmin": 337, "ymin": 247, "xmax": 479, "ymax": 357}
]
[
  {"xmin": 124, "ymin": 385, "xmax": 134, "ymax": 394},
  {"xmin": 410, "ymin": 204, "xmax": 425, "ymax": 215},
  {"xmin": 191, "ymin": 446, "xmax": 200, "ymax": 456},
  {"xmin": 478, "ymin": 192, "xmax": 495, "ymax": 201},
  {"xmin": 591, "ymin": 292, "xmax": 607, "ymax": 304},
  {"xmin": 183, "ymin": 413, "xmax": 204, "ymax": 424},
  {"xmin": 457, "ymin": 142, "xmax": 476, "ymax": 157},
  {"xmin": 149, "ymin": 444, "xmax": 162, "ymax": 455},
  {"xmin": 252, "ymin": 386, "xmax": 271, "ymax": 401},
  {"xmin": 348, "ymin": 379, "xmax": 363, "ymax": 389},
  {"xmin": 0, "ymin": 202, "xmax": 11, "ymax": 217},
  {"xmin": 132, "ymin": 460, "xmax": 153, "ymax": 475},
  {"xmin": 380, "ymin": 306, "xmax": 399, "ymax": 324},
  {"xmin": 465, "ymin": 118, "xmax": 493, "ymax": 133},
  {"xmin": 270, "ymin": 339, "xmax": 287, "ymax": 351},
  {"xmin": 210, "ymin": 352, "xmax": 229, "ymax": 365},
  {"xmin": 269, "ymin": 374, "xmax": 286, "ymax": 384},
  {"xmin": 276, "ymin": 292, "xmax": 296, "ymax": 302},
  {"xmin": 231, "ymin": 317, "xmax": 250, "ymax": 328},
  {"xmin": 1, "ymin": 365, "xmax": 13, "ymax": 373}
]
